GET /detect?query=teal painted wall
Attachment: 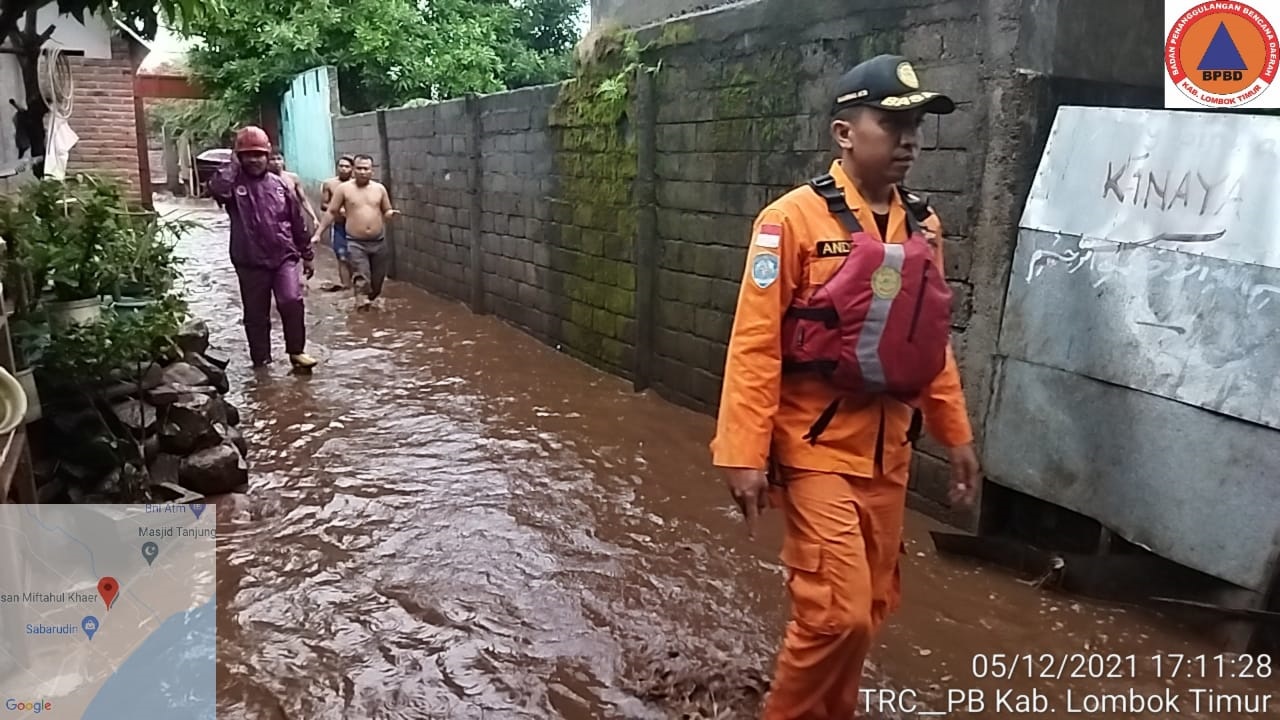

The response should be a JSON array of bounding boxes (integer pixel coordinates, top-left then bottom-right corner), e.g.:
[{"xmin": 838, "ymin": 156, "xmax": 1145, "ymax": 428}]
[{"xmin": 280, "ymin": 66, "xmax": 337, "ymax": 188}]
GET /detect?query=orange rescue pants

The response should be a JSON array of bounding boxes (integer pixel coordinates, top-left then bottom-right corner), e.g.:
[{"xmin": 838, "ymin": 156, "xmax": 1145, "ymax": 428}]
[{"xmin": 762, "ymin": 462, "xmax": 909, "ymax": 720}]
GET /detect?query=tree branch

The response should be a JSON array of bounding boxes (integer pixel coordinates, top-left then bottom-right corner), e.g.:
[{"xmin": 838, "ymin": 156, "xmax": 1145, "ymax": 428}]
[{"xmin": 0, "ymin": 0, "xmax": 42, "ymax": 45}]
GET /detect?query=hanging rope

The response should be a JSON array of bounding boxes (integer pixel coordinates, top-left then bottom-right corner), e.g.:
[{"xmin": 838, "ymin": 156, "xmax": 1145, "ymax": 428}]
[
  {"xmin": 39, "ymin": 40, "xmax": 74, "ymax": 120},
  {"xmin": 35, "ymin": 40, "xmax": 76, "ymax": 194}
]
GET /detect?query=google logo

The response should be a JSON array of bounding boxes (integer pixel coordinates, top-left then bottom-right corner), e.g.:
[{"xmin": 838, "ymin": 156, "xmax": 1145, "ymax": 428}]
[{"xmin": 3, "ymin": 699, "xmax": 51, "ymax": 713}]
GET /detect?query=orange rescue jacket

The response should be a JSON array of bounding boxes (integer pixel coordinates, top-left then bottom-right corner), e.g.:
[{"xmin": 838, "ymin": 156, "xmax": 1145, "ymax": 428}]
[{"xmin": 710, "ymin": 160, "xmax": 974, "ymax": 478}]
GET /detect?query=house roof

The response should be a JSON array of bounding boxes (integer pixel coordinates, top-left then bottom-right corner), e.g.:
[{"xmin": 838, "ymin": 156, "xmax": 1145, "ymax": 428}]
[
  {"xmin": 112, "ymin": 16, "xmax": 152, "ymax": 50},
  {"xmin": 137, "ymin": 53, "xmax": 190, "ymax": 76},
  {"xmin": 135, "ymin": 24, "xmax": 195, "ymax": 75}
]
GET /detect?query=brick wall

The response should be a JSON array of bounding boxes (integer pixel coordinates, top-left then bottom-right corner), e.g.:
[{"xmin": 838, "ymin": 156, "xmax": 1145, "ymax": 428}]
[
  {"xmin": 331, "ymin": 0, "xmax": 1164, "ymax": 525},
  {"xmin": 67, "ymin": 34, "xmax": 143, "ymax": 201}
]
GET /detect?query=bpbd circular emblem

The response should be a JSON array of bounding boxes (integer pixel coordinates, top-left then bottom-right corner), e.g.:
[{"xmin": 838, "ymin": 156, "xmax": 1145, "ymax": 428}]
[{"xmin": 1165, "ymin": 1, "xmax": 1280, "ymax": 107}]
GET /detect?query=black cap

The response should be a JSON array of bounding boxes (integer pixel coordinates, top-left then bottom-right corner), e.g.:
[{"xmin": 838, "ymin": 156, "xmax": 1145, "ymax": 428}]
[{"xmin": 830, "ymin": 54, "xmax": 956, "ymax": 116}]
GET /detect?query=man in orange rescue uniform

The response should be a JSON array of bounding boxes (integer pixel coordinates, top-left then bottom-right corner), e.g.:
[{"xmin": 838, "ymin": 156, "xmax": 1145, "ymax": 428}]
[{"xmin": 711, "ymin": 54, "xmax": 982, "ymax": 720}]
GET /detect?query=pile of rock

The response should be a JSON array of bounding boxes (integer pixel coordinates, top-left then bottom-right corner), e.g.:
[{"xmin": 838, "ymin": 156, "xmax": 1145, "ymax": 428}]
[{"xmin": 38, "ymin": 318, "xmax": 250, "ymax": 503}]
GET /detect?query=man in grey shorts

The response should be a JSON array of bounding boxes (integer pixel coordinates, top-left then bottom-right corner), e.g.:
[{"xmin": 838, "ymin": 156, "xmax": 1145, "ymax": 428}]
[{"xmin": 312, "ymin": 154, "xmax": 400, "ymax": 309}]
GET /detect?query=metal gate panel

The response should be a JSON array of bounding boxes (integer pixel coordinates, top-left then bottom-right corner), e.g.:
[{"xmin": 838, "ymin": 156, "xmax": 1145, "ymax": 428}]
[
  {"xmin": 279, "ymin": 66, "xmax": 338, "ymax": 187},
  {"xmin": 985, "ymin": 358, "xmax": 1280, "ymax": 592},
  {"xmin": 986, "ymin": 106, "xmax": 1280, "ymax": 591}
]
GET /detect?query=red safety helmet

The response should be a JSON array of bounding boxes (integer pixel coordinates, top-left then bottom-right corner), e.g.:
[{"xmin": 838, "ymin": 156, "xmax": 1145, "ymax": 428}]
[{"xmin": 233, "ymin": 126, "xmax": 271, "ymax": 155}]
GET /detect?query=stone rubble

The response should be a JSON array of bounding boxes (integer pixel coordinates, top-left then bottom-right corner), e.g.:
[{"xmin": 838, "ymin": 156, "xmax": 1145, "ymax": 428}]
[{"xmin": 39, "ymin": 318, "xmax": 250, "ymax": 502}]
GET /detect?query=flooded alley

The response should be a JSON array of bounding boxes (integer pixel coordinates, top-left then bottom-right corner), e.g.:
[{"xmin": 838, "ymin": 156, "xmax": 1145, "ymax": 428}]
[{"xmin": 165, "ymin": 200, "xmax": 1277, "ymax": 720}]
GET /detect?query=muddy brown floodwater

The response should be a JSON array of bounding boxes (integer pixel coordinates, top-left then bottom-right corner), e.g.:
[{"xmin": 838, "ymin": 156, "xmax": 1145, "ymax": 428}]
[{"xmin": 162, "ymin": 200, "xmax": 1278, "ymax": 720}]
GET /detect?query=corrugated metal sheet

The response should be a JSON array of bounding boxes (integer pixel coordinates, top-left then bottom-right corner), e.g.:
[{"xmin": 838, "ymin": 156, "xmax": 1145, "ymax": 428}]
[{"xmin": 988, "ymin": 106, "xmax": 1280, "ymax": 591}]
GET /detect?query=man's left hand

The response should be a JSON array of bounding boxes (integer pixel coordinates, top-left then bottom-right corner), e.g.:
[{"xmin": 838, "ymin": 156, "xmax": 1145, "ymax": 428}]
[
  {"xmin": 946, "ymin": 443, "xmax": 981, "ymax": 508},
  {"xmin": 303, "ymin": 260, "xmax": 315, "ymax": 279}
]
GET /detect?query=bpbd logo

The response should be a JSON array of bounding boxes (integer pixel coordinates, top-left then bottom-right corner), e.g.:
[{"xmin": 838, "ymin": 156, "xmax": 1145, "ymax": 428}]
[
  {"xmin": 1165, "ymin": 1, "xmax": 1280, "ymax": 107},
  {"xmin": 3, "ymin": 699, "xmax": 51, "ymax": 714},
  {"xmin": 1201, "ymin": 21, "xmax": 1247, "ymax": 81}
]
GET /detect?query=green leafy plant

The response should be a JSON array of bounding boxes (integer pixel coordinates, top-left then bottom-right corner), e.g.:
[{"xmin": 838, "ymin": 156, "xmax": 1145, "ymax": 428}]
[
  {"xmin": 0, "ymin": 173, "xmax": 192, "ymax": 381},
  {"xmin": 117, "ymin": 213, "xmax": 200, "ymax": 298},
  {"xmin": 0, "ymin": 175, "xmax": 195, "ymax": 306},
  {"xmin": 0, "ymin": 175, "xmax": 133, "ymax": 303},
  {"xmin": 45, "ymin": 182, "xmax": 132, "ymax": 302},
  {"xmin": 555, "ymin": 24, "xmax": 661, "ymax": 127},
  {"xmin": 148, "ymin": 98, "xmax": 240, "ymax": 154},
  {"xmin": 179, "ymin": 0, "xmax": 585, "ymax": 116},
  {"xmin": 35, "ymin": 295, "xmax": 188, "ymax": 390},
  {"xmin": 9, "ymin": 315, "xmax": 44, "ymax": 370},
  {"xmin": 0, "ymin": 0, "xmax": 215, "ymax": 48}
]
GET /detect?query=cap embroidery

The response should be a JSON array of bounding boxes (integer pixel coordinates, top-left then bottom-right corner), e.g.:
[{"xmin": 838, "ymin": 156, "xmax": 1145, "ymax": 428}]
[
  {"xmin": 837, "ymin": 89, "xmax": 870, "ymax": 104},
  {"xmin": 896, "ymin": 62, "xmax": 920, "ymax": 89},
  {"xmin": 881, "ymin": 91, "xmax": 938, "ymax": 108}
]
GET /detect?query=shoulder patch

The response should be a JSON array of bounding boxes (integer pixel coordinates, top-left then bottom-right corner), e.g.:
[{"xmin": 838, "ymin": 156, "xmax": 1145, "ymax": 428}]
[
  {"xmin": 751, "ymin": 252, "xmax": 780, "ymax": 289},
  {"xmin": 755, "ymin": 222, "xmax": 782, "ymax": 248}
]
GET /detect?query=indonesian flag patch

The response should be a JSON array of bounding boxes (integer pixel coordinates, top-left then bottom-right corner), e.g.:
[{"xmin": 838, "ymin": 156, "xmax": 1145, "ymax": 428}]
[{"xmin": 755, "ymin": 223, "xmax": 782, "ymax": 248}]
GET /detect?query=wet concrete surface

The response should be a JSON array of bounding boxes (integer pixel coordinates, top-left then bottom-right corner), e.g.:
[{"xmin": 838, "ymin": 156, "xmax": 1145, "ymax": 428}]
[{"xmin": 162, "ymin": 200, "xmax": 1279, "ymax": 719}]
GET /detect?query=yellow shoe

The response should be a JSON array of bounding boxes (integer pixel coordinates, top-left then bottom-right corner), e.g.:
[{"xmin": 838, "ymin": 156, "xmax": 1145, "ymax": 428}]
[{"xmin": 289, "ymin": 353, "xmax": 318, "ymax": 369}]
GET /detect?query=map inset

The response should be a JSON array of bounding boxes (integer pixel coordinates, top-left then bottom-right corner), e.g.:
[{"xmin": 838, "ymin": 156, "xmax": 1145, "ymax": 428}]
[{"xmin": 0, "ymin": 504, "xmax": 215, "ymax": 718}]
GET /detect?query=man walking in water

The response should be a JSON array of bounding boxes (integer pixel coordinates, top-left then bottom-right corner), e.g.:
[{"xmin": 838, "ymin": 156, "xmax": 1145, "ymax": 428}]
[
  {"xmin": 711, "ymin": 55, "xmax": 980, "ymax": 719},
  {"xmin": 320, "ymin": 156, "xmax": 354, "ymax": 289},
  {"xmin": 209, "ymin": 126, "xmax": 318, "ymax": 370},
  {"xmin": 268, "ymin": 151, "xmax": 319, "ymax": 230},
  {"xmin": 312, "ymin": 154, "xmax": 400, "ymax": 310}
]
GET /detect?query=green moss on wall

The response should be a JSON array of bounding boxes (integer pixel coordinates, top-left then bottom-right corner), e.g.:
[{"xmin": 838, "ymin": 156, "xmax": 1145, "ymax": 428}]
[
  {"xmin": 545, "ymin": 25, "xmax": 658, "ymax": 369},
  {"xmin": 712, "ymin": 49, "xmax": 800, "ymax": 136},
  {"xmin": 654, "ymin": 20, "xmax": 696, "ymax": 49},
  {"xmin": 715, "ymin": 85, "xmax": 753, "ymax": 119},
  {"xmin": 855, "ymin": 31, "xmax": 904, "ymax": 60}
]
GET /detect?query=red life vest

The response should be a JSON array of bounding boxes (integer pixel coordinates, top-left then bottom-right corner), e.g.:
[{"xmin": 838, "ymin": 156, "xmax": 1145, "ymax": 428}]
[{"xmin": 781, "ymin": 174, "xmax": 953, "ymax": 443}]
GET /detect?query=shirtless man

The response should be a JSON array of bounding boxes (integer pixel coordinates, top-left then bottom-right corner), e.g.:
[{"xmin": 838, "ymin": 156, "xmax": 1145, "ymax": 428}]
[
  {"xmin": 312, "ymin": 154, "xmax": 400, "ymax": 309},
  {"xmin": 320, "ymin": 156, "xmax": 354, "ymax": 288},
  {"xmin": 268, "ymin": 152, "xmax": 319, "ymax": 229}
]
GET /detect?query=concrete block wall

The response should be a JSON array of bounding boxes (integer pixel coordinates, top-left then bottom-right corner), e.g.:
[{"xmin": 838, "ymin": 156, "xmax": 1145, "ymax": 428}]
[
  {"xmin": 331, "ymin": 0, "xmax": 1164, "ymax": 525},
  {"xmin": 477, "ymin": 86, "xmax": 560, "ymax": 345},
  {"xmin": 591, "ymin": 0, "xmax": 742, "ymax": 29},
  {"xmin": 540, "ymin": 82, "xmax": 640, "ymax": 379},
  {"xmin": 636, "ymin": 0, "xmax": 988, "ymax": 411},
  {"xmin": 381, "ymin": 102, "xmax": 472, "ymax": 301},
  {"xmin": 331, "ymin": 111, "xmax": 382, "ymax": 168}
]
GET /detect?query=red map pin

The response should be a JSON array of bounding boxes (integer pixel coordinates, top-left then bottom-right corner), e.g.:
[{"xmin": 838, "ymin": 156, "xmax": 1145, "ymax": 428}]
[{"xmin": 98, "ymin": 577, "xmax": 119, "ymax": 610}]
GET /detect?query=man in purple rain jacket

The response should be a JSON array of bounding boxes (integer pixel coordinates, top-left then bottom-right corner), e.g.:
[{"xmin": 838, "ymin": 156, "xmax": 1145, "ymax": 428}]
[{"xmin": 208, "ymin": 126, "xmax": 318, "ymax": 370}]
